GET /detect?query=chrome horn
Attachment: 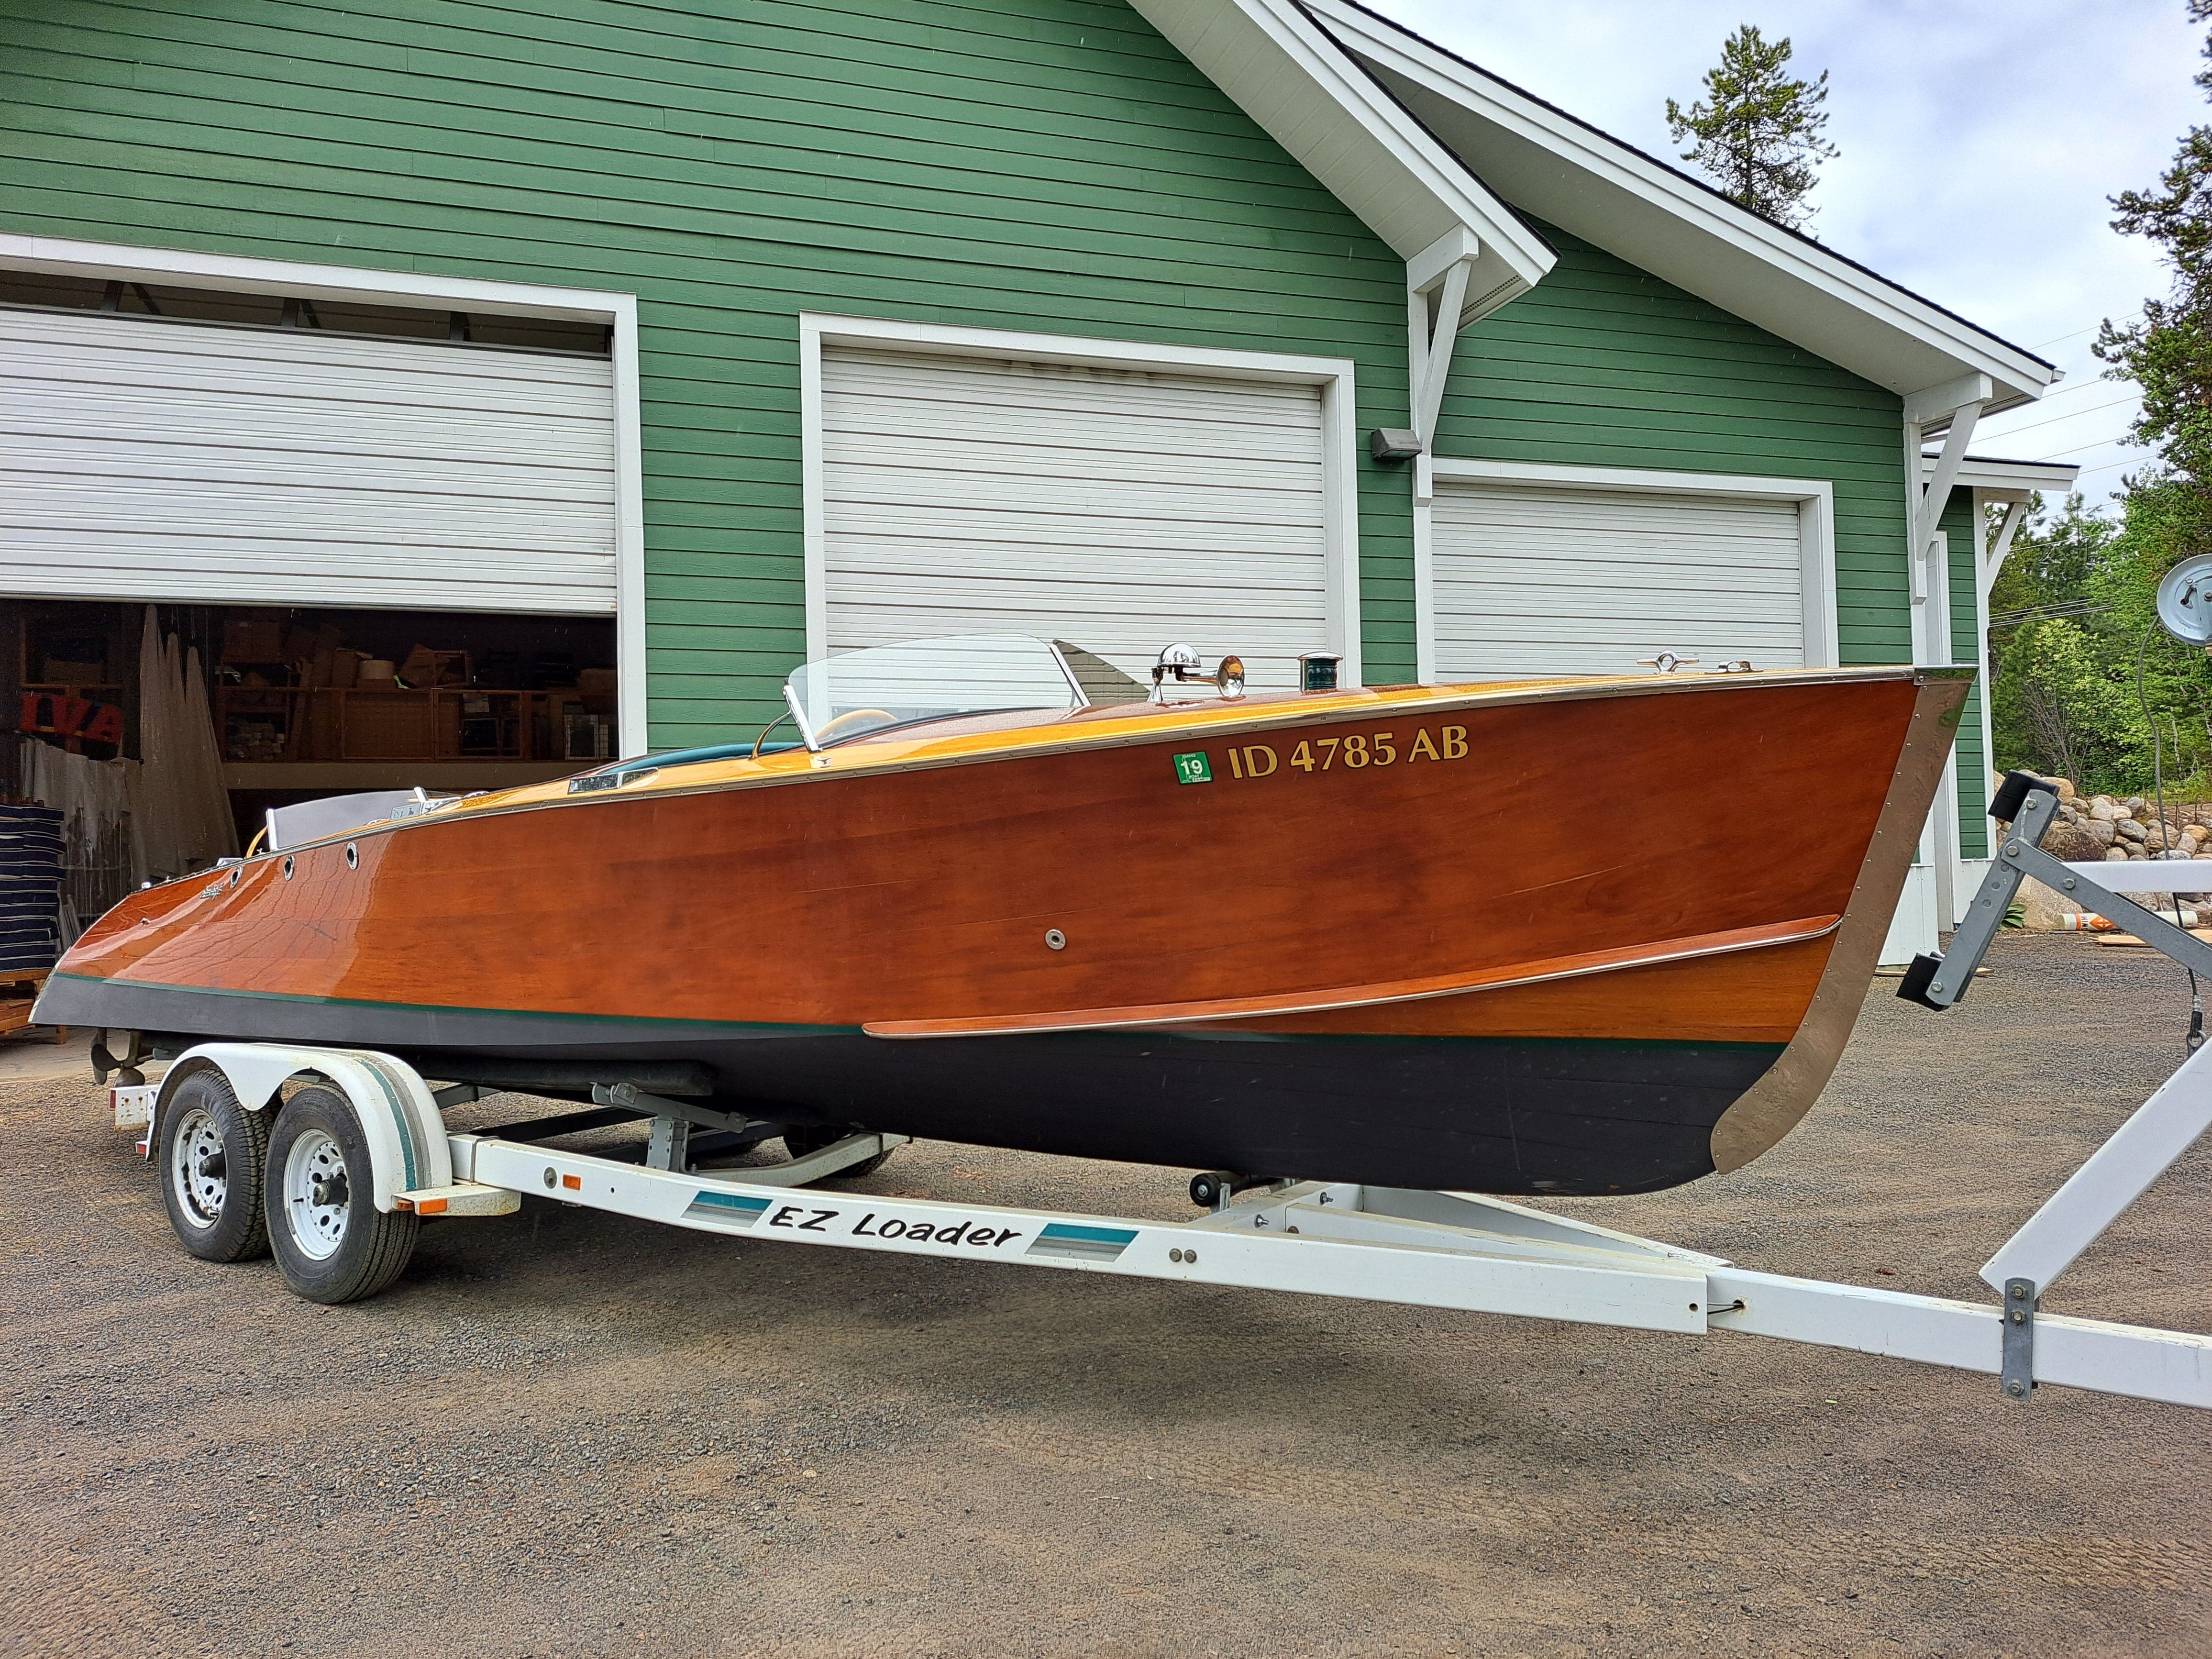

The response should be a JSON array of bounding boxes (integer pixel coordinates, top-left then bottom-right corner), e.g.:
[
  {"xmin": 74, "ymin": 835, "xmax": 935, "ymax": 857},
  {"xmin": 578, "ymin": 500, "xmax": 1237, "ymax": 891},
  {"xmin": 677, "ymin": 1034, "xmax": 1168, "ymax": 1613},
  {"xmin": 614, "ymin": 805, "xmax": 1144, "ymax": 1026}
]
[{"xmin": 1150, "ymin": 643, "xmax": 1245, "ymax": 703}]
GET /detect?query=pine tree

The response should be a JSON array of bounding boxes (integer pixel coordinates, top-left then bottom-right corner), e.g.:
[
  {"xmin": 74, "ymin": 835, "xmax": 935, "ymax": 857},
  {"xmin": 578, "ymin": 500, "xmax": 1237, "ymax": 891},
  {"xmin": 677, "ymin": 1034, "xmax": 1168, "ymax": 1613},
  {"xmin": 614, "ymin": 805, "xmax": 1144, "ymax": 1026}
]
[
  {"xmin": 1665, "ymin": 25, "xmax": 1838, "ymax": 229},
  {"xmin": 2094, "ymin": 0, "xmax": 2212, "ymax": 525}
]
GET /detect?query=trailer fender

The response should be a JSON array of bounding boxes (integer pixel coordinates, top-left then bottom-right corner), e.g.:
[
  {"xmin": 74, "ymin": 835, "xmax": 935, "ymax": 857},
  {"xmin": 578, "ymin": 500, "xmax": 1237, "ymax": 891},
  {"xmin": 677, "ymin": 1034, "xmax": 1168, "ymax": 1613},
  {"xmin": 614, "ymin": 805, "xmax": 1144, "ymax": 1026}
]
[{"xmin": 154, "ymin": 1044, "xmax": 450, "ymax": 1213}]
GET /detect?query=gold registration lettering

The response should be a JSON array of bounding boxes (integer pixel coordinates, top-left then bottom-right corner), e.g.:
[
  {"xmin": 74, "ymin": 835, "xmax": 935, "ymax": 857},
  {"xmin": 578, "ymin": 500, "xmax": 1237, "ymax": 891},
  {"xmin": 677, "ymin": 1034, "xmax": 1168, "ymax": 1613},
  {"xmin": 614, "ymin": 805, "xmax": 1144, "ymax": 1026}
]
[{"xmin": 1233, "ymin": 724, "xmax": 1468, "ymax": 781}]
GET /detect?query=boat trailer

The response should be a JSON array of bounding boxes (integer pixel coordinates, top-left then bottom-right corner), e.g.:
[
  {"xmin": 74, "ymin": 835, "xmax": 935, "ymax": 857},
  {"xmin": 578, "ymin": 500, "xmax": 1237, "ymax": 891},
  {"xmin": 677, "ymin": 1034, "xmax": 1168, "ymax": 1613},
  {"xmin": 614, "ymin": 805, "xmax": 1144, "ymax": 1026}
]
[{"xmin": 110, "ymin": 771, "xmax": 2212, "ymax": 1410}]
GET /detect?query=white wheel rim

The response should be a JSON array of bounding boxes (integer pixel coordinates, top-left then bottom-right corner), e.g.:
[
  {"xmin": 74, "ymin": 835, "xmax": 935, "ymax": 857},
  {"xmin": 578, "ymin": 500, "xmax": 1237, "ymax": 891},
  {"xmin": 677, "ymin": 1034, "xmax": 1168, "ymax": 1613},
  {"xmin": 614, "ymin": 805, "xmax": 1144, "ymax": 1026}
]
[
  {"xmin": 170, "ymin": 1106, "xmax": 226, "ymax": 1229},
  {"xmin": 283, "ymin": 1127, "xmax": 350, "ymax": 1261}
]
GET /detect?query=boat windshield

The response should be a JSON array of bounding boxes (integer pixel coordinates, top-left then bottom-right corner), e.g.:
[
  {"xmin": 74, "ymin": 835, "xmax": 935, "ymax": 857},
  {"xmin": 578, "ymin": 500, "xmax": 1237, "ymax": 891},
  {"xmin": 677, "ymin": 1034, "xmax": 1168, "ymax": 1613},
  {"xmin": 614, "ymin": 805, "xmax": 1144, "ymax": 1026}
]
[{"xmin": 784, "ymin": 634, "xmax": 1088, "ymax": 749}]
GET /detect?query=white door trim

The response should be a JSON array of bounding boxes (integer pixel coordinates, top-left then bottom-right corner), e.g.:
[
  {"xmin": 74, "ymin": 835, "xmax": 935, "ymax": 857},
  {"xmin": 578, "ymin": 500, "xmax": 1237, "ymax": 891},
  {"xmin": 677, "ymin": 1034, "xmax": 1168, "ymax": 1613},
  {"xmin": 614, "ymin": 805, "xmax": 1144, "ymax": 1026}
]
[
  {"xmin": 798, "ymin": 312, "xmax": 1362, "ymax": 685},
  {"xmin": 1422, "ymin": 456, "xmax": 1840, "ymax": 674},
  {"xmin": 0, "ymin": 233, "xmax": 648, "ymax": 755}
]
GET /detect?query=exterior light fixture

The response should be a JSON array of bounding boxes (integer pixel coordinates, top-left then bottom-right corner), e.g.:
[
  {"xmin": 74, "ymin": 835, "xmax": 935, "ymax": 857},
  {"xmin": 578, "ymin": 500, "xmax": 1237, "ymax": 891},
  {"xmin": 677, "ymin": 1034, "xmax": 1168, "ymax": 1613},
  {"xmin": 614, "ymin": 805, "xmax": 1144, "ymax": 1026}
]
[{"xmin": 1369, "ymin": 428, "xmax": 1423, "ymax": 463}]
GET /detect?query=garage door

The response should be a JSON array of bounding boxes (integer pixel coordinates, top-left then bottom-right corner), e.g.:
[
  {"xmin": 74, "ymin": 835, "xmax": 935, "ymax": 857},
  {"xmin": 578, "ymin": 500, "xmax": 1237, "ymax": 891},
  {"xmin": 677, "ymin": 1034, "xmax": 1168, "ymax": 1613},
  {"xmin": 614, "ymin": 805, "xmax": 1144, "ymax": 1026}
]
[
  {"xmin": 820, "ymin": 346, "xmax": 1331, "ymax": 693},
  {"xmin": 1432, "ymin": 481, "xmax": 1806, "ymax": 679},
  {"xmin": 0, "ymin": 307, "xmax": 616, "ymax": 612}
]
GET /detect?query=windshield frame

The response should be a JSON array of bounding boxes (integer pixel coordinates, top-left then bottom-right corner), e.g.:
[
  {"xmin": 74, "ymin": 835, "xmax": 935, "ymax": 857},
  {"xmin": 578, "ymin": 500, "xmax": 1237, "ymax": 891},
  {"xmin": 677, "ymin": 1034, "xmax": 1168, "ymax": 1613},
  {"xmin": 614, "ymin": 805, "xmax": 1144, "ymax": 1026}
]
[{"xmin": 782, "ymin": 635, "xmax": 1090, "ymax": 752}]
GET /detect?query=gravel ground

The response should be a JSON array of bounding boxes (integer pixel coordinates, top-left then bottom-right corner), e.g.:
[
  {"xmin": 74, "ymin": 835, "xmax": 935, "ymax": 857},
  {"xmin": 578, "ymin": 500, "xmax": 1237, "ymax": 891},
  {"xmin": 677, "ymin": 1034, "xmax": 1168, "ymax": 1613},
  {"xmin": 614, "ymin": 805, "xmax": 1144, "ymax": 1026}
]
[{"xmin": 4, "ymin": 934, "xmax": 2210, "ymax": 1657}]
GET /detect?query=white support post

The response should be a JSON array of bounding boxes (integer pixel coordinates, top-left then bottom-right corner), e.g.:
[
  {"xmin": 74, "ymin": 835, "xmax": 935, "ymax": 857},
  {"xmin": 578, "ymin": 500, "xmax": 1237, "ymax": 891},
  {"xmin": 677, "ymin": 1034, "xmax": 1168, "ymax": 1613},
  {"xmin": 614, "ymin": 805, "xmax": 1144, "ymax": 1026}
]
[
  {"xmin": 1981, "ymin": 1040, "xmax": 2212, "ymax": 1295},
  {"xmin": 1936, "ymin": 530, "xmax": 1960, "ymax": 926},
  {"xmin": 1970, "ymin": 490, "xmax": 1999, "ymax": 885},
  {"xmin": 1898, "ymin": 375, "xmax": 1991, "ymax": 939},
  {"xmin": 1406, "ymin": 227, "xmax": 1481, "ymax": 682}
]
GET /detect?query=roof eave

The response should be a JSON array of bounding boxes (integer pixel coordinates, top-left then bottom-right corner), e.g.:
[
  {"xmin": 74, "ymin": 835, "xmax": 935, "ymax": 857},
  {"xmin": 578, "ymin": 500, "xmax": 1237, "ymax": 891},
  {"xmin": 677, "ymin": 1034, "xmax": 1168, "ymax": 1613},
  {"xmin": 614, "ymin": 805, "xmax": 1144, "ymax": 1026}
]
[
  {"xmin": 1127, "ymin": 0, "xmax": 1554, "ymax": 315},
  {"xmin": 1924, "ymin": 453, "xmax": 2084, "ymax": 503},
  {"xmin": 1305, "ymin": 0, "xmax": 2059, "ymax": 408}
]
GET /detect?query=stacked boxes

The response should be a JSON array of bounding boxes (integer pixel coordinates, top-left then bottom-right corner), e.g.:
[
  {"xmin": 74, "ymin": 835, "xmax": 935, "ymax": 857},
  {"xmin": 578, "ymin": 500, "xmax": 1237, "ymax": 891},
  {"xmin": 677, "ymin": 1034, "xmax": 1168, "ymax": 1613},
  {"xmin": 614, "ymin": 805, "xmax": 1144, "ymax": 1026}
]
[{"xmin": 0, "ymin": 805, "xmax": 65, "ymax": 971}]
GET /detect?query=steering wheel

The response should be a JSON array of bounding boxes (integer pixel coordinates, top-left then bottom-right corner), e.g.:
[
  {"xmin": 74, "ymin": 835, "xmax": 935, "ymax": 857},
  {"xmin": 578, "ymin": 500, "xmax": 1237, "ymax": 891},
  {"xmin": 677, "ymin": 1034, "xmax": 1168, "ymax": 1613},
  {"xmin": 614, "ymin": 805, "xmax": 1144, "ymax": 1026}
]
[{"xmin": 813, "ymin": 708, "xmax": 897, "ymax": 744}]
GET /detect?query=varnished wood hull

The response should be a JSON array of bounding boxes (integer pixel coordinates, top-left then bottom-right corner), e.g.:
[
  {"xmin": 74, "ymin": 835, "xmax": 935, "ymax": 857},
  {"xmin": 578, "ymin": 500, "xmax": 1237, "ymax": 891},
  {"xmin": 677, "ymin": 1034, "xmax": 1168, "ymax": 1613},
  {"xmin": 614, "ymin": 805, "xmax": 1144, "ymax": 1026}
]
[{"xmin": 40, "ymin": 667, "xmax": 1972, "ymax": 1194}]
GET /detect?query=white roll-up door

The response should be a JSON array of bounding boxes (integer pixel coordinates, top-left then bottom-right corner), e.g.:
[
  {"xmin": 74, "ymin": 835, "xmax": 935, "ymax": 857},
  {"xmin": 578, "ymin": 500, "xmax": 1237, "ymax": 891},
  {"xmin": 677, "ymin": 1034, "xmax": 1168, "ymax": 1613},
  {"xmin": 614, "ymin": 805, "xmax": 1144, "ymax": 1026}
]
[
  {"xmin": 0, "ymin": 307, "xmax": 616, "ymax": 612},
  {"xmin": 820, "ymin": 345, "xmax": 1332, "ymax": 692},
  {"xmin": 1432, "ymin": 480, "xmax": 1807, "ymax": 679}
]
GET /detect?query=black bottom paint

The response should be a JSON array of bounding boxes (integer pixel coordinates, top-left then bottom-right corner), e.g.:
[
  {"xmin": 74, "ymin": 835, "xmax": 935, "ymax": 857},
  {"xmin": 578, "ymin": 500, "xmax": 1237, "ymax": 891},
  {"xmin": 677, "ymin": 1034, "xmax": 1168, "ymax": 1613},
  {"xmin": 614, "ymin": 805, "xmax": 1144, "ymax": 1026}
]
[{"xmin": 45, "ymin": 978, "xmax": 1783, "ymax": 1195}]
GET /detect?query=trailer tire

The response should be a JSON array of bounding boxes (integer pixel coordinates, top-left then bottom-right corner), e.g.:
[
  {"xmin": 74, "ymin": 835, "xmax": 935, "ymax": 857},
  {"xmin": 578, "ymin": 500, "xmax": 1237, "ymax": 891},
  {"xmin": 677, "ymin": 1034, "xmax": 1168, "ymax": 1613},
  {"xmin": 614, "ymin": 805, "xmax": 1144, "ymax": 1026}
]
[
  {"xmin": 264, "ymin": 1085, "xmax": 419, "ymax": 1304},
  {"xmin": 157, "ymin": 1067, "xmax": 271, "ymax": 1262}
]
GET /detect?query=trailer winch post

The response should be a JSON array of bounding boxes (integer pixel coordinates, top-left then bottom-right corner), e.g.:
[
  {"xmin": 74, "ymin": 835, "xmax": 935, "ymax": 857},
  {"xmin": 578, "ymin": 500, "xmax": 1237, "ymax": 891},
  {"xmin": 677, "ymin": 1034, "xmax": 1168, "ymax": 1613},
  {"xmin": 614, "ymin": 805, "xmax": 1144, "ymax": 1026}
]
[
  {"xmin": 1902, "ymin": 770, "xmax": 2212, "ymax": 1011},
  {"xmin": 1892, "ymin": 769, "xmax": 2212, "ymax": 1397}
]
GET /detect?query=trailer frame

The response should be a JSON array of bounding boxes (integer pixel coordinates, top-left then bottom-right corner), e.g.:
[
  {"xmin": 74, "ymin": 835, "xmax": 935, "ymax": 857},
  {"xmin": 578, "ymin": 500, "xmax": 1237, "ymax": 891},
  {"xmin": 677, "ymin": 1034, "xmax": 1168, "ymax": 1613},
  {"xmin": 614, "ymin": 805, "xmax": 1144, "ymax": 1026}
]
[{"xmin": 107, "ymin": 769, "xmax": 2212, "ymax": 1411}]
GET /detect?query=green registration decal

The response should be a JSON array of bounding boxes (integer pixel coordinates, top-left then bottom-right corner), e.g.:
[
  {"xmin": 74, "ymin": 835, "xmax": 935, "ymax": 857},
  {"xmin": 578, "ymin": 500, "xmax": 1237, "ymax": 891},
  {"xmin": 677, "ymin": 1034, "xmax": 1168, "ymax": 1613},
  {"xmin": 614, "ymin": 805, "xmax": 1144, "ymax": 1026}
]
[{"xmin": 1172, "ymin": 751, "xmax": 1213, "ymax": 785}]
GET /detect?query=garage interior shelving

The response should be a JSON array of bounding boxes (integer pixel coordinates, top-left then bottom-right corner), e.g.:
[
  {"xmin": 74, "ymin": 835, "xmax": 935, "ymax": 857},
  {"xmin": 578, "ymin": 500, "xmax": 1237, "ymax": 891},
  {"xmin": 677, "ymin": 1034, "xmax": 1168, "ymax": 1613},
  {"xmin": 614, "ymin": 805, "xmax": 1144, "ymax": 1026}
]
[{"xmin": 4, "ymin": 598, "xmax": 620, "ymax": 926}]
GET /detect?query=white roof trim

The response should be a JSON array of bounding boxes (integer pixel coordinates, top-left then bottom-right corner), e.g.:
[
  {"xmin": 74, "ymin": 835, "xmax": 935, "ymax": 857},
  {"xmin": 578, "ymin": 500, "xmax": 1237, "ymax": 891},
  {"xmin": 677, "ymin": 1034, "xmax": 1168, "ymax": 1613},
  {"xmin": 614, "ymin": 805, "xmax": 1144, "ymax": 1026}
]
[
  {"xmin": 1127, "ymin": 0, "xmax": 1553, "ymax": 317},
  {"xmin": 1924, "ymin": 453, "xmax": 2082, "ymax": 503},
  {"xmin": 1305, "ymin": 0, "xmax": 2059, "ymax": 410},
  {"xmin": 0, "ymin": 231, "xmax": 633, "ymax": 322}
]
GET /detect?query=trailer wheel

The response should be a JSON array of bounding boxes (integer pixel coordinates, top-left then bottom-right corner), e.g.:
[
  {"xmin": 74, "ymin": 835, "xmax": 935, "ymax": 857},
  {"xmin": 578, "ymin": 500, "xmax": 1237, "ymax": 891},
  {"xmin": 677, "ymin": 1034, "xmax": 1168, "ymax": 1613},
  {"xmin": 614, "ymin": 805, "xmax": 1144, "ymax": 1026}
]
[
  {"xmin": 157, "ymin": 1068, "xmax": 271, "ymax": 1262},
  {"xmin": 783, "ymin": 1125, "xmax": 895, "ymax": 1179},
  {"xmin": 265, "ymin": 1085, "xmax": 418, "ymax": 1304}
]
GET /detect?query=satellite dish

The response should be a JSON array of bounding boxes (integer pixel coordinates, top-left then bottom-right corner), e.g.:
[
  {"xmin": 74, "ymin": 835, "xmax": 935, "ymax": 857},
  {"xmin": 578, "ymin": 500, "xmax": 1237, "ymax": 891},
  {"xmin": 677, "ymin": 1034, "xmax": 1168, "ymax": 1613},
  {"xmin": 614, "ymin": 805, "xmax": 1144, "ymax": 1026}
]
[{"xmin": 2157, "ymin": 555, "xmax": 2212, "ymax": 645}]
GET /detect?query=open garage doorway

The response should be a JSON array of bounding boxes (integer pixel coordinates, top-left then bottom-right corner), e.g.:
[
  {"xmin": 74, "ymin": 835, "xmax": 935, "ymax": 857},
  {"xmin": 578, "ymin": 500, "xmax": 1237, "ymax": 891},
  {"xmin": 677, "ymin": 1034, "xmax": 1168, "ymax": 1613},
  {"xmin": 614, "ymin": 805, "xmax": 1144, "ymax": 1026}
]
[{"xmin": 4, "ymin": 597, "xmax": 615, "ymax": 937}]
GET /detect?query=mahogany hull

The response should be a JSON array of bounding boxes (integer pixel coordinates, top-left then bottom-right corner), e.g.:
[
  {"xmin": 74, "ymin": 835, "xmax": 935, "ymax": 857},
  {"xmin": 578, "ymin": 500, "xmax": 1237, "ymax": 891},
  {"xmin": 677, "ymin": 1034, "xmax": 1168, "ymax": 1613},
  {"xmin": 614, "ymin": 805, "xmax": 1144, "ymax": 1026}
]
[{"xmin": 40, "ymin": 667, "xmax": 1972, "ymax": 1194}]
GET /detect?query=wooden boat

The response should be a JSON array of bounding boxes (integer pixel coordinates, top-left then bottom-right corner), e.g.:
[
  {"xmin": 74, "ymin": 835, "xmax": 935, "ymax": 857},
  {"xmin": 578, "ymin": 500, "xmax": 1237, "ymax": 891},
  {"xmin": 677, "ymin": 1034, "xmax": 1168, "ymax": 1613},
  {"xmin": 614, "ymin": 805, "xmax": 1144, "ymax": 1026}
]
[{"xmin": 38, "ymin": 636, "xmax": 1971, "ymax": 1196}]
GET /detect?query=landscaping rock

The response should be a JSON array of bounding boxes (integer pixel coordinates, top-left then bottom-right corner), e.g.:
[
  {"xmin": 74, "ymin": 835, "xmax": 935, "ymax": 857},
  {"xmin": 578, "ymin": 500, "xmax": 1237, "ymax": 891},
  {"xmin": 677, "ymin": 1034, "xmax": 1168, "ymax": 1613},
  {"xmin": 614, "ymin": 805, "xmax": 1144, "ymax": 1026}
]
[
  {"xmin": 2040, "ymin": 820, "xmax": 2108, "ymax": 864},
  {"xmin": 2014, "ymin": 876, "xmax": 2078, "ymax": 930}
]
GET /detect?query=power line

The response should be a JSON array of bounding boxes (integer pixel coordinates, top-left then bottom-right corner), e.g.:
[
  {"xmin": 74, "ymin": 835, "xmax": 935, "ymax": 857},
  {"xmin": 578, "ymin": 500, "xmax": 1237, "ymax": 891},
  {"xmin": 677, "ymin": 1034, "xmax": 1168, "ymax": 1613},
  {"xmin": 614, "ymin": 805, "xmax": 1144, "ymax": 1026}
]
[
  {"xmin": 2069, "ymin": 455, "xmax": 2150, "ymax": 480},
  {"xmin": 2017, "ymin": 431, "xmax": 2142, "ymax": 463},
  {"xmin": 2028, "ymin": 309, "xmax": 2144, "ymax": 351},
  {"xmin": 2008, "ymin": 376, "xmax": 2137, "ymax": 406},
  {"xmin": 1979, "ymin": 393, "xmax": 2141, "ymax": 442},
  {"xmin": 1991, "ymin": 597, "xmax": 2113, "ymax": 629}
]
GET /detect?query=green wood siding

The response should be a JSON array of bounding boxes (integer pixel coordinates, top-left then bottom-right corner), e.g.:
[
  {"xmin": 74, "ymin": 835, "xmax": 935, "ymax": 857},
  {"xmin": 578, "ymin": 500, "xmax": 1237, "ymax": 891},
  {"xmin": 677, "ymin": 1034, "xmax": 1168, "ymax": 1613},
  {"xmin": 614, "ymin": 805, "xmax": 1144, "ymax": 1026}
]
[
  {"xmin": 1939, "ymin": 485, "xmax": 1989, "ymax": 857},
  {"xmin": 0, "ymin": 0, "xmax": 1416, "ymax": 745},
  {"xmin": 1433, "ymin": 221, "xmax": 1912, "ymax": 665}
]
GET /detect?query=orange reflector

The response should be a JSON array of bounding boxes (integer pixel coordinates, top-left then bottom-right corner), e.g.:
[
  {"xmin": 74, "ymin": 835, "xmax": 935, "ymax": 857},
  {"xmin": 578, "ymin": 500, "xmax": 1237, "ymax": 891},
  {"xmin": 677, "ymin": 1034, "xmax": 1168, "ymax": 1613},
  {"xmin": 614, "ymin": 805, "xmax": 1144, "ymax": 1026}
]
[
  {"xmin": 419, "ymin": 1198, "xmax": 449, "ymax": 1215},
  {"xmin": 561, "ymin": 1173, "xmax": 581, "ymax": 1191},
  {"xmin": 393, "ymin": 1196, "xmax": 414, "ymax": 1212}
]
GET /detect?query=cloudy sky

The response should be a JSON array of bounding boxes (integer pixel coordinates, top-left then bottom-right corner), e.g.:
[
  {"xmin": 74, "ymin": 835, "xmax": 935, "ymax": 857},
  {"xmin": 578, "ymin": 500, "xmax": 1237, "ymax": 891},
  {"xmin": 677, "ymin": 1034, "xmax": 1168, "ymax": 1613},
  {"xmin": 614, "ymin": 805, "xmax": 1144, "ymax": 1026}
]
[{"xmin": 1364, "ymin": 0, "xmax": 2204, "ymax": 507}]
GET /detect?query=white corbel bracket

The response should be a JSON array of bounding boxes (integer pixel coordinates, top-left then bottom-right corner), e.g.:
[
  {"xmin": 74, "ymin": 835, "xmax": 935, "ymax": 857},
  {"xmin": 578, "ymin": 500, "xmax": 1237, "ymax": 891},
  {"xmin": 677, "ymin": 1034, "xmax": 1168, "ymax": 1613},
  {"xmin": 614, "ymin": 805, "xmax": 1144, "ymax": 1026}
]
[
  {"xmin": 1905, "ymin": 372, "xmax": 1992, "ymax": 600},
  {"xmin": 1979, "ymin": 497, "xmax": 2031, "ymax": 608},
  {"xmin": 1407, "ymin": 227, "xmax": 1480, "ymax": 507}
]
